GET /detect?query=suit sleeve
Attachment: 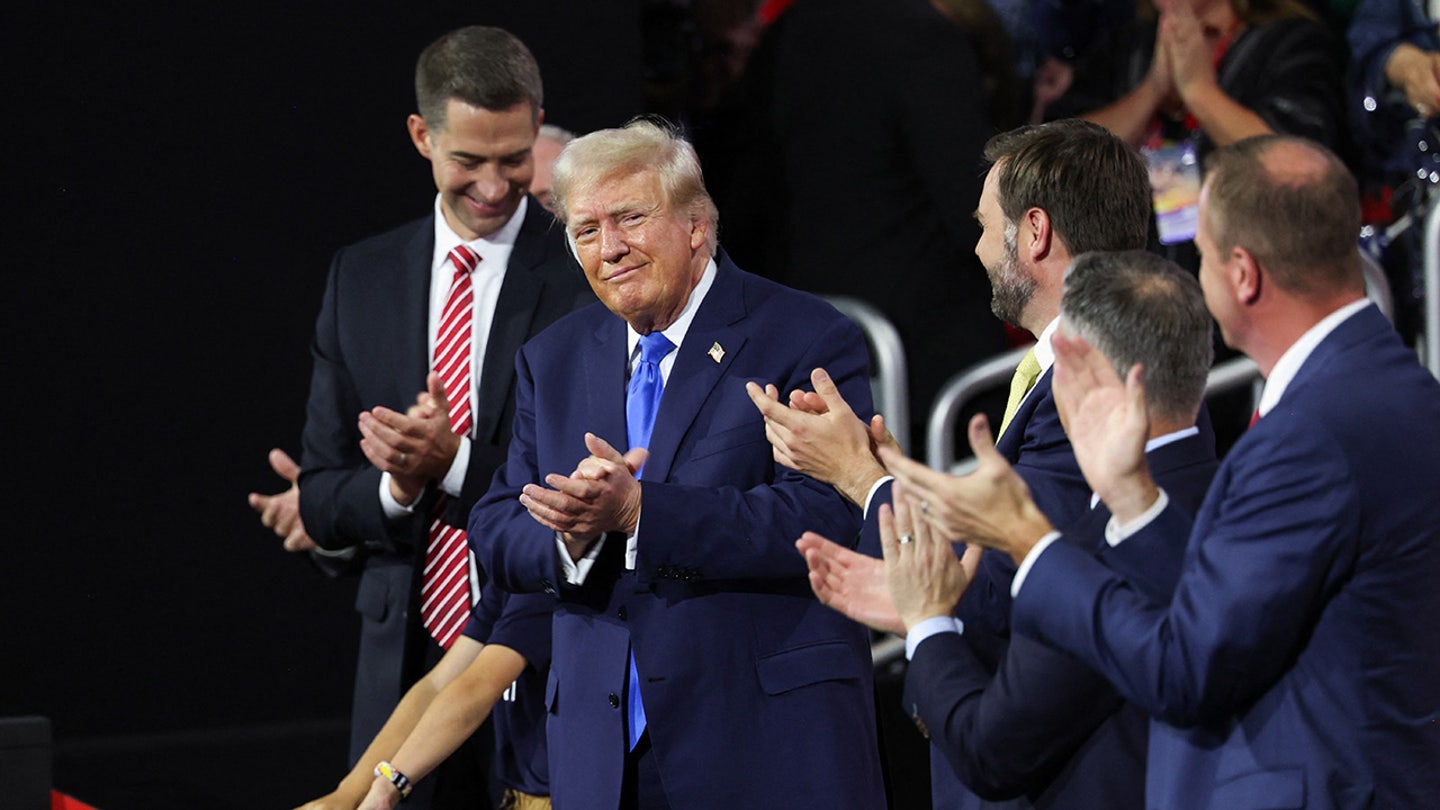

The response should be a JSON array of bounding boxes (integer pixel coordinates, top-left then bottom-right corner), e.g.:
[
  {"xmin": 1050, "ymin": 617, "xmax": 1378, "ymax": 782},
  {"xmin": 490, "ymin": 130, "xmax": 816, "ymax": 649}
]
[
  {"xmin": 908, "ymin": 631, "xmax": 1126, "ymax": 800},
  {"xmin": 454, "ymin": 277, "xmax": 596, "ymax": 529},
  {"xmin": 1013, "ymin": 418, "xmax": 1361, "ymax": 726},
  {"xmin": 1350, "ymin": 0, "xmax": 1439, "ymax": 96},
  {"xmin": 299, "ymin": 247, "xmax": 428, "ymax": 553},
  {"xmin": 467, "ymin": 343, "xmax": 566, "ymax": 595}
]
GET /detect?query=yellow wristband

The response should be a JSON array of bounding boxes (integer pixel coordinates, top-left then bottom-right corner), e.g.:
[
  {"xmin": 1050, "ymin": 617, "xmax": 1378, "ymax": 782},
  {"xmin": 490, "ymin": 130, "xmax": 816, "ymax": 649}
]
[{"xmin": 374, "ymin": 760, "xmax": 413, "ymax": 800}]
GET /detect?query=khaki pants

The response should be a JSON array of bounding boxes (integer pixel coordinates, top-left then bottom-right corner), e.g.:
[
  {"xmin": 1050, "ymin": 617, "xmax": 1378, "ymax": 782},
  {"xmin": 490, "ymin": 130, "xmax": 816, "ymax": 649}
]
[{"xmin": 499, "ymin": 789, "xmax": 550, "ymax": 810}]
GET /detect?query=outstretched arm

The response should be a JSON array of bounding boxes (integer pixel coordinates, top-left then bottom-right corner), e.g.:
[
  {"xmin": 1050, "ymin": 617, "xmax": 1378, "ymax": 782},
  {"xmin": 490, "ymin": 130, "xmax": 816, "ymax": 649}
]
[
  {"xmin": 294, "ymin": 636, "xmax": 484, "ymax": 810},
  {"xmin": 355, "ymin": 643, "xmax": 528, "ymax": 810}
]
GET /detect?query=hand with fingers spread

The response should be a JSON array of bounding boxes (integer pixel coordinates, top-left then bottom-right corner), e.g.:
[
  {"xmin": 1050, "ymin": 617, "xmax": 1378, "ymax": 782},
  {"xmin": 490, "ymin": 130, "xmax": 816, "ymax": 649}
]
[
  {"xmin": 519, "ymin": 432, "xmax": 647, "ymax": 561},
  {"xmin": 359, "ymin": 372, "xmax": 461, "ymax": 506},
  {"xmin": 879, "ymin": 480, "xmax": 984, "ymax": 631},
  {"xmin": 247, "ymin": 448, "xmax": 317, "ymax": 552},
  {"xmin": 745, "ymin": 367, "xmax": 890, "ymax": 506},
  {"xmin": 1050, "ymin": 331, "xmax": 1158, "ymax": 524},
  {"xmin": 786, "ymin": 380, "xmax": 901, "ymax": 459},
  {"xmin": 878, "ymin": 414, "xmax": 1053, "ymax": 564},
  {"xmin": 797, "ymin": 531, "xmax": 905, "ymax": 634}
]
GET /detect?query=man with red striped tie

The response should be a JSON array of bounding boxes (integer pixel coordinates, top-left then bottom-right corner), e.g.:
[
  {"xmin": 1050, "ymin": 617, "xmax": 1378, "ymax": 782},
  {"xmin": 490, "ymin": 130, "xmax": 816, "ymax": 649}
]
[{"xmin": 293, "ymin": 26, "xmax": 592, "ymax": 810}]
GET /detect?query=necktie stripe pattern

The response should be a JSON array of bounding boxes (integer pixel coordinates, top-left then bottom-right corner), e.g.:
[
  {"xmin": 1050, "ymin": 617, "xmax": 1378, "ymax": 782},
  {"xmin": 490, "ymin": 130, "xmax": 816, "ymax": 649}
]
[
  {"xmin": 421, "ymin": 245, "xmax": 481, "ymax": 650},
  {"xmin": 625, "ymin": 331, "xmax": 675, "ymax": 750}
]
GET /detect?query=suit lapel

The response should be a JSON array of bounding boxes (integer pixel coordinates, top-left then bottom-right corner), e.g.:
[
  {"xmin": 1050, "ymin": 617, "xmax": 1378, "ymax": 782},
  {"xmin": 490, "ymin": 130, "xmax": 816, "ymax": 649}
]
[
  {"xmin": 475, "ymin": 203, "xmax": 549, "ymax": 443},
  {"xmin": 644, "ymin": 257, "xmax": 748, "ymax": 483},
  {"xmin": 397, "ymin": 219, "xmax": 435, "ymax": 404},
  {"xmin": 995, "ymin": 367, "xmax": 1052, "ymax": 463},
  {"xmin": 585, "ymin": 315, "xmax": 631, "ymax": 454}
]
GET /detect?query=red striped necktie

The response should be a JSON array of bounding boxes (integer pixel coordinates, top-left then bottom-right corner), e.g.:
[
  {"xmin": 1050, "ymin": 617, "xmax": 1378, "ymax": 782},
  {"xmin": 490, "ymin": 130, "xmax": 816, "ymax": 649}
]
[{"xmin": 421, "ymin": 244, "xmax": 479, "ymax": 649}]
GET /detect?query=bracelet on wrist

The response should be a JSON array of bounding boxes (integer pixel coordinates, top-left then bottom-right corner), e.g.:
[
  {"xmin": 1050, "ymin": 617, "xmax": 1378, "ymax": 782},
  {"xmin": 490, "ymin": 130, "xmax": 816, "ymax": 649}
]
[{"xmin": 374, "ymin": 760, "xmax": 413, "ymax": 800}]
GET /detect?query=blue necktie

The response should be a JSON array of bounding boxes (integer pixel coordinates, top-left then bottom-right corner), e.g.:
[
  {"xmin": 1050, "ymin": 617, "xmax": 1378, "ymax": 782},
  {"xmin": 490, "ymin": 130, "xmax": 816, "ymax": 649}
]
[{"xmin": 625, "ymin": 331, "xmax": 674, "ymax": 750}]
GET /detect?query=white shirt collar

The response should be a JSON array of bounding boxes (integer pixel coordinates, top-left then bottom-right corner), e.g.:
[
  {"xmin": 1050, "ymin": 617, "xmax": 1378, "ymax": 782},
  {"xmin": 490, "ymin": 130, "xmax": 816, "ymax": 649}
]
[
  {"xmin": 430, "ymin": 194, "xmax": 528, "ymax": 270},
  {"xmin": 1145, "ymin": 424, "xmax": 1201, "ymax": 453},
  {"xmin": 1257, "ymin": 299, "xmax": 1371, "ymax": 417},
  {"xmin": 626, "ymin": 257, "xmax": 718, "ymax": 365},
  {"xmin": 1033, "ymin": 317, "xmax": 1060, "ymax": 372},
  {"xmin": 1090, "ymin": 425, "xmax": 1201, "ymax": 508}
]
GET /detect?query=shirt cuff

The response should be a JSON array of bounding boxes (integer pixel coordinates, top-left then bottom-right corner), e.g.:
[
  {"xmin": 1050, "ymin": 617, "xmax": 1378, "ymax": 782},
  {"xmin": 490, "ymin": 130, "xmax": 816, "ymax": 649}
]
[
  {"xmin": 862, "ymin": 476, "xmax": 895, "ymax": 519},
  {"xmin": 1104, "ymin": 488, "xmax": 1170, "ymax": 547},
  {"xmin": 557, "ymin": 532, "xmax": 605, "ymax": 585},
  {"xmin": 440, "ymin": 435, "xmax": 471, "ymax": 498},
  {"xmin": 905, "ymin": 615, "xmax": 965, "ymax": 660},
  {"xmin": 1010, "ymin": 530, "xmax": 1064, "ymax": 597},
  {"xmin": 379, "ymin": 473, "xmax": 418, "ymax": 519}
]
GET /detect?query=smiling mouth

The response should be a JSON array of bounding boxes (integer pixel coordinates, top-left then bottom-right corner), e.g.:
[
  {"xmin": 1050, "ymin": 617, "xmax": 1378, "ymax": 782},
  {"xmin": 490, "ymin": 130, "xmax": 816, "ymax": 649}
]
[
  {"xmin": 465, "ymin": 195, "xmax": 507, "ymax": 215},
  {"xmin": 604, "ymin": 264, "xmax": 643, "ymax": 282}
]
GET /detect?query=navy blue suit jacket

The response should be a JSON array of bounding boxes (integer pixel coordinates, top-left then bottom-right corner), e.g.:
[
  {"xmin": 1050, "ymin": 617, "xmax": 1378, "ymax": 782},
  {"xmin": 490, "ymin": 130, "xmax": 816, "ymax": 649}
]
[
  {"xmin": 298, "ymin": 202, "xmax": 593, "ymax": 763},
  {"xmin": 908, "ymin": 433, "xmax": 1218, "ymax": 809},
  {"xmin": 1015, "ymin": 305, "xmax": 1440, "ymax": 809},
  {"xmin": 469, "ymin": 255, "xmax": 887, "ymax": 810}
]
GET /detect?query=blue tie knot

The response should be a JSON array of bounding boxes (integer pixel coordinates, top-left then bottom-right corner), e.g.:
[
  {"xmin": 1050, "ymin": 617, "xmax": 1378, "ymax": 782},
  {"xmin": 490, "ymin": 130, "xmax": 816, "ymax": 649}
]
[
  {"xmin": 637, "ymin": 331, "xmax": 675, "ymax": 366},
  {"xmin": 627, "ymin": 332, "xmax": 674, "ymax": 456}
]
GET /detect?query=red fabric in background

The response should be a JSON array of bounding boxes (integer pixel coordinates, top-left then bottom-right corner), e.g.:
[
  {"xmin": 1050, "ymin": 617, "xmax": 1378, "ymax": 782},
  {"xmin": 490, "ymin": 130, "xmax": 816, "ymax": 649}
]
[{"xmin": 53, "ymin": 791, "xmax": 100, "ymax": 810}]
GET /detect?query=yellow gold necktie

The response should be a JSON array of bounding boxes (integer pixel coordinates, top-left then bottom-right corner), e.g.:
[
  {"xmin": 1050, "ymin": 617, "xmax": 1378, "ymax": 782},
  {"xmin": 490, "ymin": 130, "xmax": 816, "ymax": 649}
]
[{"xmin": 997, "ymin": 347, "xmax": 1041, "ymax": 439}]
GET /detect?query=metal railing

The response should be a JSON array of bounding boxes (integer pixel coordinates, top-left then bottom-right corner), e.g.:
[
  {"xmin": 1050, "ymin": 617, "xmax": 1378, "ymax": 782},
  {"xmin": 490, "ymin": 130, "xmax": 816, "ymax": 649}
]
[
  {"xmin": 1360, "ymin": 249, "xmax": 1395, "ymax": 324},
  {"xmin": 925, "ymin": 346, "xmax": 1031, "ymax": 472},
  {"xmin": 824, "ymin": 296, "xmax": 911, "ymax": 455}
]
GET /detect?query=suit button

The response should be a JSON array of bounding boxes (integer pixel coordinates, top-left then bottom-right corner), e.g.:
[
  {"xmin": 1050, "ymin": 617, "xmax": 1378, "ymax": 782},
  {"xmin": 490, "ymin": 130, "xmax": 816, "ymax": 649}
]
[
  {"xmin": 617, "ymin": 606, "xmax": 628, "ymax": 621},
  {"xmin": 608, "ymin": 693, "xmax": 620, "ymax": 709}
]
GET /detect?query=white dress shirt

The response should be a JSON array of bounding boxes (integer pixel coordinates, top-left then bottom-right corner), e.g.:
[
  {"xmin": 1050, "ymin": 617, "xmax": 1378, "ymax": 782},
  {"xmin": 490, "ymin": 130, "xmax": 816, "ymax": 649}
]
[{"xmin": 378, "ymin": 196, "xmax": 527, "ymax": 518}]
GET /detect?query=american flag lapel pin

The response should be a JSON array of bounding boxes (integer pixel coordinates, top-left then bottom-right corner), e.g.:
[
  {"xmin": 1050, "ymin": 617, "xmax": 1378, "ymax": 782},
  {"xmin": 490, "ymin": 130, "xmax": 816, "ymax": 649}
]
[{"xmin": 708, "ymin": 341, "xmax": 725, "ymax": 363}]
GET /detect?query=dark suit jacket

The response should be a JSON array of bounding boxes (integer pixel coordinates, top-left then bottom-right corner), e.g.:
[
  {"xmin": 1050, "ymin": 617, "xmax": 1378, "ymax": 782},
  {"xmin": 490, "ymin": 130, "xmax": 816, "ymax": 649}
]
[
  {"xmin": 908, "ymin": 433, "xmax": 1218, "ymax": 810},
  {"xmin": 469, "ymin": 254, "xmax": 887, "ymax": 810},
  {"xmin": 298, "ymin": 201, "xmax": 593, "ymax": 763},
  {"xmin": 1015, "ymin": 305, "xmax": 1440, "ymax": 809}
]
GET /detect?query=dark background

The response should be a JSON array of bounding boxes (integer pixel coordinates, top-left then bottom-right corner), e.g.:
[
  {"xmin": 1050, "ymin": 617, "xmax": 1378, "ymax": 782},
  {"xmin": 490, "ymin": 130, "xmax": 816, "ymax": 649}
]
[{"xmin": 5, "ymin": 3, "xmax": 643, "ymax": 807}]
